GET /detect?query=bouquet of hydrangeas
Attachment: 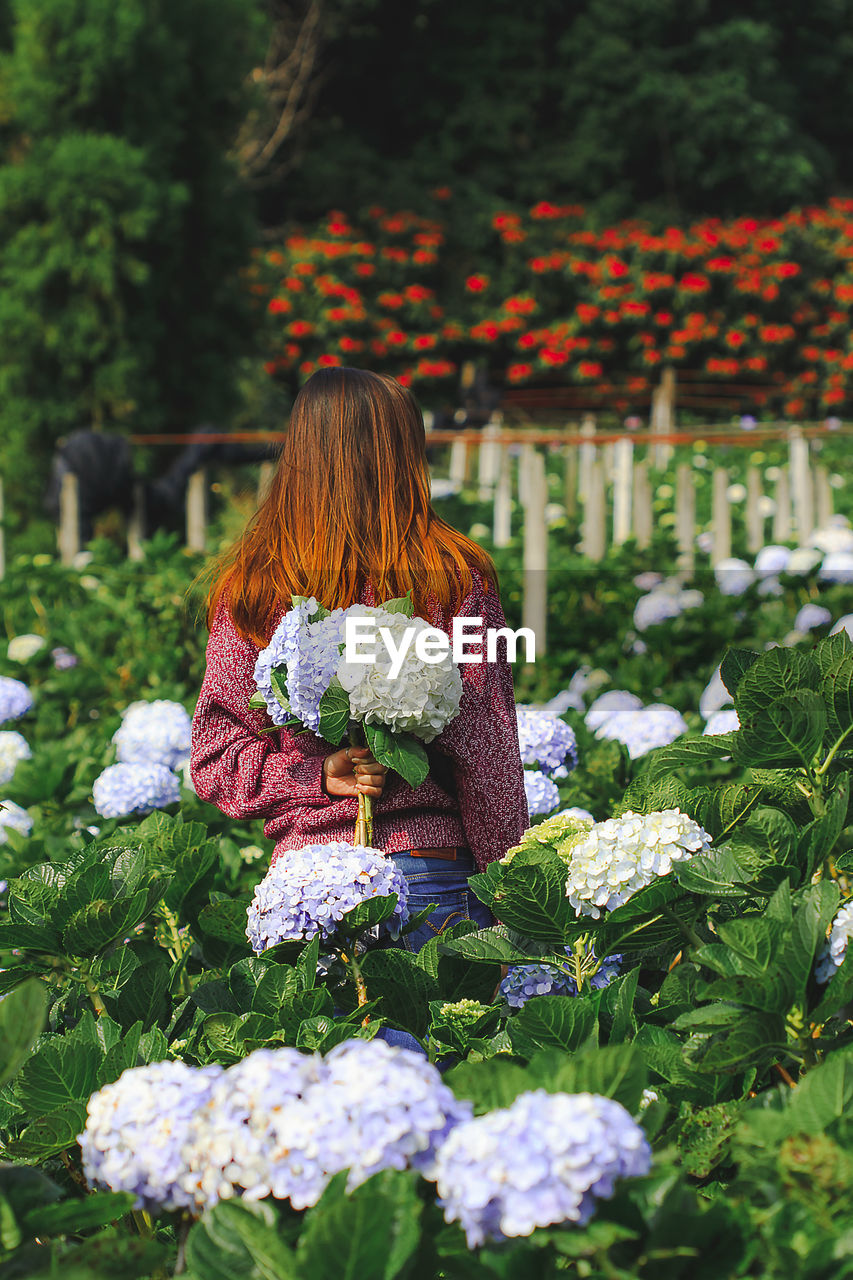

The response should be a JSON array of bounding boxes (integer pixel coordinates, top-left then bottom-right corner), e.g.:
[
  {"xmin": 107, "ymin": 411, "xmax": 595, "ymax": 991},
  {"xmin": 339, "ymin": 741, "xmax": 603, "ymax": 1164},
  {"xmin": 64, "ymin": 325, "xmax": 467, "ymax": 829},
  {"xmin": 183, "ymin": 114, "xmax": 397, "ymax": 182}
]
[{"xmin": 250, "ymin": 592, "xmax": 463, "ymax": 844}]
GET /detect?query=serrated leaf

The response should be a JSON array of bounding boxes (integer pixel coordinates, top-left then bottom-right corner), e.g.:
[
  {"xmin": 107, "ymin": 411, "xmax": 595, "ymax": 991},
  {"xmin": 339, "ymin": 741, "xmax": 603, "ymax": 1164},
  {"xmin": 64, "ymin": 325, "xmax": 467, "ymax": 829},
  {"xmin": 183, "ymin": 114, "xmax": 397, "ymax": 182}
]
[
  {"xmin": 437, "ymin": 927, "xmax": 547, "ymax": 966},
  {"xmin": 674, "ymin": 846, "xmax": 756, "ymax": 896},
  {"xmin": 691, "ymin": 782, "xmax": 764, "ymax": 838},
  {"xmin": 61, "ymin": 889, "xmax": 151, "ymax": 957},
  {"xmin": 363, "ymin": 723, "xmax": 429, "ymax": 789},
  {"xmin": 507, "ymin": 994, "xmax": 596, "ymax": 1057},
  {"xmin": 733, "ymin": 691, "xmax": 826, "ymax": 768},
  {"xmin": 0, "ymin": 980, "xmax": 48, "ymax": 1089},
  {"xmin": 318, "ymin": 680, "xmax": 350, "ymax": 746},
  {"xmin": 359, "ymin": 950, "xmax": 438, "ymax": 1035},
  {"xmin": 22, "ymin": 1191, "xmax": 136, "ymax": 1238},
  {"xmin": 12, "ymin": 1040, "xmax": 101, "ymax": 1116},
  {"xmin": 270, "ymin": 669, "xmax": 291, "ymax": 712},
  {"xmin": 339, "ymin": 894, "xmax": 399, "ymax": 934},
  {"xmin": 5, "ymin": 1100, "xmax": 89, "ymax": 1160},
  {"xmin": 735, "ymin": 648, "xmax": 821, "ymax": 719},
  {"xmin": 720, "ymin": 648, "xmax": 760, "ymax": 699},
  {"xmin": 643, "ymin": 736, "xmax": 738, "ymax": 778},
  {"xmin": 534, "ymin": 1043, "xmax": 648, "ymax": 1112},
  {"xmin": 297, "ymin": 1170, "xmax": 420, "ymax": 1280},
  {"xmin": 198, "ymin": 898, "xmax": 253, "ymax": 946},
  {"xmin": 798, "ymin": 774, "xmax": 850, "ymax": 880}
]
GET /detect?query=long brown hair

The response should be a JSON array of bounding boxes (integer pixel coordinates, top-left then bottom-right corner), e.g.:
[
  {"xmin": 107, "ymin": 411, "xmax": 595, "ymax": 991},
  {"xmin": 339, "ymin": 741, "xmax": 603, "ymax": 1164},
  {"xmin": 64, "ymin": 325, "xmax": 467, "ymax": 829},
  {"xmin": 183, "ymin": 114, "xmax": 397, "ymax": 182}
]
[{"xmin": 204, "ymin": 367, "xmax": 497, "ymax": 645}]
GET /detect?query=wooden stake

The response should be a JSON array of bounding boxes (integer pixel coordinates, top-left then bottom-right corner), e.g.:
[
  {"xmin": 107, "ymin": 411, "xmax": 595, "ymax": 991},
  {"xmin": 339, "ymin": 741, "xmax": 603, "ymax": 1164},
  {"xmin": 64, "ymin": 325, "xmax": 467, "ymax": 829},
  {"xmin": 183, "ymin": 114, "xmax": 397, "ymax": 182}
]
[
  {"xmin": 633, "ymin": 461, "xmax": 653, "ymax": 549},
  {"xmin": 788, "ymin": 428, "xmax": 813, "ymax": 546},
  {"xmin": 127, "ymin": 481, "xmax": 145, "ymax": 562},
  {"xmin": 493, "ymin": 449, "xmax": 512, "ymax": 547},
  {"xmin": 522, "ymin": 449, "xmax": 548, "ymax": 655},
  {"xmin": 448, "ymin": 437, "xmax": 467, "ymax": 488},
  {"xmin": 745, "ymin": 466, "xmax": 764, "ymax": 555},
  {"xmin": 563, "ymin": 444, "xmax": 578, "ymax": 519},
  {"xmin": 711, "ymin": 468, "xmax": 731, "ymax": 565},
  {"xmin": 612, "ymin": 437, "xmax": 633, "ymax": 546},
  {"xmin": 186, "ymin": 469, "xmax": 208, "ymax": 554},
  {"xmin": 651, "ymin": 366, "xmax": 675, "ymax": 469},
  {"xmin": 815, "ymin": 463, "xmax": 833, "ymax": 530},
  {"xmin": 773, "ymin": 470, "xmax": 792, "ymax": 543},
  {"xmin": 58, "ymin": 472, "xmax": 81, "ymax": 566},
  {"xmin": 581, "ymin": 457, "xmax": 606, "ymax": 562},
  {"xmin": 675, "ymin": 463, "xmax": 695, "ymax": 573}
]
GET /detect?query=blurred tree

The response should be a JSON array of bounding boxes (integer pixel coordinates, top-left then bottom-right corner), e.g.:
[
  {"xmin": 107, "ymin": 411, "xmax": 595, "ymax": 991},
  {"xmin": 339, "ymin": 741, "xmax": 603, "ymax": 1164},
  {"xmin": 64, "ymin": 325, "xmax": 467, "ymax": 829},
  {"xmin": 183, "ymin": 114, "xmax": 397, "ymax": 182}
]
[
  {"xmin": 282, "ymin": 0, "xmax": 853, "ymax": 222},
  {"xmin": 0, "ymin": 0, "xmax": 263, "ymax": 528}
]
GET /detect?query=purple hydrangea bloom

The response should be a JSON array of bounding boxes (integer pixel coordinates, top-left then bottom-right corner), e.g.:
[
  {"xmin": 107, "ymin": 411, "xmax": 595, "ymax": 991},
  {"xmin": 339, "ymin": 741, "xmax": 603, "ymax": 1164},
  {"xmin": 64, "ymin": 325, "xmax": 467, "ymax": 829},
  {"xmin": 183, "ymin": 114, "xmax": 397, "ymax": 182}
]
[
  {"xmin": 79, "ymin": 1061, "xmax": 224, "ymax": 1212},
  {"xmin": 51, "ymin": 646, "xmax": 78, "ymax": 670},
  {"xmin": 434, "ymin": 1089, "xmax": 652, "ymax": 1246},
  {"xmin": 0, "ymin": 677, "xmax": 33, "ymax": 726},
  {"xmin": 113, "ymin": 700, "xmax": 192, "ymax": 770},
  {"xmin": 246, "ymin": 841, "xmax": 409, "ymax": 949},
  {"xmin": 253, "ymin": 599, "xmax": 349, "ymax": 732},
  {"xmin": 92, "ymin": 762, "xmax": 180, "ymax": 818},
  {"xmin": 523, "ymin": 770, "xmax": 560, "ymax": 816},
  {"xmin": 499, "ymin": 949, "xmax": 621, "ymax": 1007},
  {"xmin": 516, "ymin": 708, "xmax": 578, "ymax": 775}
]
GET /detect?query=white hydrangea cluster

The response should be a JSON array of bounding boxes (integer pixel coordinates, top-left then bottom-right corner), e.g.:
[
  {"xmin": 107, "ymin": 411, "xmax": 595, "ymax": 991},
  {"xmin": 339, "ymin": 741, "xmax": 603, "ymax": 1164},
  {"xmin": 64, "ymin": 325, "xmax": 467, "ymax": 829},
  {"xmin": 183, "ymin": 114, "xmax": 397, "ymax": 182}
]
[
  {"xmin": 703, "ymin": 708, "xmax": 740, "ymax": 736},
  {"xmin": 714, "ymin": 558, "xmax": 755, "ymax": 596},
  {"xmin": 7, "ymin": 634, "xmax": 46, "ymax": 663},
  {"xmin": 699, "ymin": 667, "xmax": 732, "ymax": 720},
  {"xmin": 0, "ymin": 732, "xmax": 31, "ymax": 786},
  {"xmin": 564, "ymin": 809, "xmax": 712, "ymax": 918},
  {"xmin": 516, "ymin": 707, "xmax": 578, "ymax": 774},
  {"xmin": 815, "ymin": 903, "xmax": 853, "ymax": 984},
  {"xmin": 112, "ymin": 700, "xmax": 192, "ymax": 771},
  {"xmin": 633, "ymin": 584, "xmax": 703, "ymax": 633},
  {"xmin": 794, "ymin": 604, "xmax": 832, "ymax": 632},
  {"xmin": 584, "ymin": 690, "xmax": 643, "ymax": 732},
  {"xmin": 0, "ymin": 800, "xmax": 33, "ymax": 843},
  {"xmin": 433, "ymin": 1090, "xmax": 651, "ymax": 1247},
  {"xmin": 753, "ymin": 545, "xmax": 791, "ymax": 578},
  {"xmin": 83, "ymin": 1041, "xmax": 472, "ymax": 1216},
  {"xmin": 555, "ymin": 805, "xmax": 594, "ymax": 825},
  {"xmin": 79, "ymin": 1060, "xmax": 224, "ymax": 1212},
  {"xmin": 593, "ymin": 704, "xmax": 688, "ymax": 759},
  {"xmin": 0, "ymin": 677, "xmax": 33, "ymax": 726},
  {"xmin": 92, "ymin": 762, "xmax": 180, "ymax": 819},
  {"xmin": 819, "ymin": 551, "xmax": 853, "ymax": 584},
  {"xmin": 246, "ymin": 841, "xmax": 409, "ymax": 949},
  {"xmin": 338, "ymin": 606, "xmax": 463, "ymax": 743},
  {"xmin": 523, "ymin": 770, "xmax": 560, "ymax": 816}
]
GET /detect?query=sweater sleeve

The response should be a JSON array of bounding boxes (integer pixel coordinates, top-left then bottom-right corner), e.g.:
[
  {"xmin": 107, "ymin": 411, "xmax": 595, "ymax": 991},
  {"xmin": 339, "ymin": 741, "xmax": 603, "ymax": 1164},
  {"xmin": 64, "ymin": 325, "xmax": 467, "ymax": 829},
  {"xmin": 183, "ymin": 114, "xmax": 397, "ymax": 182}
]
[
  {"xmin": 431, "ymin": 572, "xmax": 529, "ymax": 869},
  {"xmin": 190, "ymin": 601, "xmax": 328, "ymax": 821}
]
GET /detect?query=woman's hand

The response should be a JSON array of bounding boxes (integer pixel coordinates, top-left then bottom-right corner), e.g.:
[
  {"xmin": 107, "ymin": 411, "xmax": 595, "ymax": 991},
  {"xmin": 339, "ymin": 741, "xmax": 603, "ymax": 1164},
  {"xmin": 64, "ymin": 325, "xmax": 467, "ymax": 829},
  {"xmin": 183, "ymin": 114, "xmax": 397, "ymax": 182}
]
[{"xmin": 323, "ymin": 745, "xmax": 388, "ymax": 799}]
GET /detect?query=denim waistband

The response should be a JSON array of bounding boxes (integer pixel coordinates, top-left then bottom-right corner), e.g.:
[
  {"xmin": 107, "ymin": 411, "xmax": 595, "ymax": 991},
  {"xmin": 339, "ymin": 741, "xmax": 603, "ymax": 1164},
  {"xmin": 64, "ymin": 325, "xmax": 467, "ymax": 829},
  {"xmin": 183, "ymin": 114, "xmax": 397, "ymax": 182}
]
[{"xmin": 390, "ymin": 848, "xmax": 476, "ymax": 874}]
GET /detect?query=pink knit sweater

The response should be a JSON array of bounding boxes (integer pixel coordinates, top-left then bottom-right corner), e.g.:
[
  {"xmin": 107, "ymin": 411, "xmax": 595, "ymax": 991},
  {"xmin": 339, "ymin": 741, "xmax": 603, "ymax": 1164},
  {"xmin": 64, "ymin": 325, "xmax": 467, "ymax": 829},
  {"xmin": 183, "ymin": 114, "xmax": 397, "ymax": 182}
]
[{"xmin": 189, "ymin": 570, "xmax": 529, "ymax": 870}]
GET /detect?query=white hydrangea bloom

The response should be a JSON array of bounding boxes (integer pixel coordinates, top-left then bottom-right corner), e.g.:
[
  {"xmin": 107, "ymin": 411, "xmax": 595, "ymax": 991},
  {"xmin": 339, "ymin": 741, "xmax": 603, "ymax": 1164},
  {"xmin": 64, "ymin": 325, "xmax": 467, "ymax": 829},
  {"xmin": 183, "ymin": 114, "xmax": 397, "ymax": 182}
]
[
  {"xmin": 794, "ymin": 604, "xmax": 832, "ymax": 632},
  {"xmin": 831, "ymin": 615, "xmax": 853, "ymax": 640},
  {"xmin": 593, "ymin": 704, "xmax": 688, "ymax": 759},
  {"xmin": 786, "ymin": 547, "xmax": 822, "ymax": 576},
  {"xmin": 0, "ymin": 732, "xmax": 31, "ymax": 786},
  {"xmin": 754, "ymin": 545, "xmax": 791, "ymax": 578},
  {"xmin": 815, "ymin": 903, "xmax": 853, "ymax": 984},
  {"xmin": 699, "ymin": 666, "xmax": 733, "ymax": 720},
  {"xmin": 7, "ymin": 634, "xmax": 46, "ymax": 663},
  {"xmin": 585, "ymin": 690, "xmax": 643, "ymax": 732},
  {"xmin": 703, "ymin": 708, "xmax": 740, "ymax": 736},
  {"xmin": 0, "ymin": 800, "xmax": 33, "ymax": 843},
  {"xmin": 811, "ymin": 525, "xmax": 853, "ymax": 555},
  {"xmin": 564, "ymin": 809, "xmax": 712, "ymax": 918},
  {"xmin": 714, "ymin": 558, "xmax": 754, "ymax": 595},
  {"xmin": 820, "ymin": 552, "xmax": 853, "ymax": 585},
  {"xmin": 337, "ymin": 606, "xmax": 462, "ymax": 742}
]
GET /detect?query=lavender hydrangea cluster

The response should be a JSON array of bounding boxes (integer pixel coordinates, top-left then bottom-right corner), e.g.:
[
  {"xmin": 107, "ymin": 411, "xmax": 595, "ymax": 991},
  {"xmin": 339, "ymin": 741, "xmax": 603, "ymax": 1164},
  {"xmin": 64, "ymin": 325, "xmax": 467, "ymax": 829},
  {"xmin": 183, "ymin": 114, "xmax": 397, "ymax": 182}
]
[
  {"xmin": 79, "ymin": 1061, "xmax": 224, "ymax": 1212},
  {"xmin": 112, "ymin": 700, "xmax": 192, "ymax": 770},
  {"xmin": 51, "ymin": 646, "xmax": 78, "ymax": 670},
  {"xmin": 593, "ymin": 704, "xmax": 688, "ymax": 759},
  {"xmin": 633, "ymin": 585, "xmax": 703, "ymax": 633},
  {"xmin": 0, "ymin": 800, "xmax": 33, "ymax": 843},
  {"xmin": 499, "ymin": 949, "xmax": 621, "ymax": 1008},
  {"xmin": 85, "ymin": 1041, "xmax": 472, "ymax": 1216},
  {"xmin": 337, "ymin": 606, "xmax": 463, "ymax": 742},
  {"xmin": 516, "ymin": 707, "xmax": 578, "ymax": 775},
  {"xmin": 565, "ymin": 809, "xmax": 712, "ymax": 918},
  {"xmin": 584, "ymin": 690, "xmax": 642, "ymax": 732},
  {"xmin": 92, "ymin": 762, "xmax": 181, "ymax": 819},
  {"xmin": 434, "ymin": 1090, "xmax": 651, "ymax": 1246},
  {"xmin": 523, "ymin": 770, "xmax": 560, "ymax": 816},
  {"xmin": 246, "ymin": 841, "xmax": 409, "ymax": 949},
  {"xmin": 714, "ymin": 558, "xmax": 755, "ymax": 595},
  {"xmin": 815, "ymin": 903, "xmax": 853, "ymax": 983},
  {"xmin": 256, "ymin": 599, "xmax": 351, "ymax": 732},
  {"xmin": 0, "ymin": 677, "xmax": 33, "ymax": 725},
  {"xmin": 0, "ymin": 732, "xmax": 31, "ymax": 786}
]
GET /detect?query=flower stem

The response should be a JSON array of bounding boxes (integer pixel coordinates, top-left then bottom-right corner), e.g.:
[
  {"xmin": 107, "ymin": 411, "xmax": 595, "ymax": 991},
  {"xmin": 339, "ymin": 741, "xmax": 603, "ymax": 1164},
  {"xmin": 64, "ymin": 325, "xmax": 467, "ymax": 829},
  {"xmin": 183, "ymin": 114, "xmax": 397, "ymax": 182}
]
[
  {"xmin": 354, "ymin": 791, "xmax": 373, "ymax": 846},
  {"xmin": 340, "ymin": 949, "xmax": 370, "ymax": 1026}
]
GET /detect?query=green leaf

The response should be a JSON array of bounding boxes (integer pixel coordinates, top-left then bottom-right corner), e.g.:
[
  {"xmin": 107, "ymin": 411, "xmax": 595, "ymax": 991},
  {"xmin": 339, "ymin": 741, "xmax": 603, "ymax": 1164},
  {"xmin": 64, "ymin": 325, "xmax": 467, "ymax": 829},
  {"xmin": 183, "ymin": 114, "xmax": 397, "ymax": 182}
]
[
  {"xmin": 437, "ymin": 926, "xmax": 547, "ymax": 966},
  {"xmin": 531, "ymin": 1043, "xmax": 648, "ymax": 1113},
  {"xmin": 674, "ymin": 845, "xmax": 758, "ymax": 897},
  {"xmin": 5, "ymin": 1100, "xmax": 90, "ymax": 1160},
  {"xmin": 251, "ymin": 965, "xmax": 301, "ymax": 1017},
  {"xmin": 185, "ymin": 1199, "xmax": 294, "ymax": 1280},
  {"xmin": 297, "ymin": 1170, "xmax": 421, "ymax": 1280},
  {"xmin": 443, "ymin": 1057, "xmax": 532, "ymax": 1113},
  {"xmin": 733, "ymin": 691, "xmax": 826, "ymax": 768},
  {"xmin": 682, "ymin": 1009, "xmax": 787, "ymax": 1072},
  {"xmin": 338, "ymin": 894, "xmax": 399, "ymax": 934},
  {"xmin": 318, "ymin": 679, "xmax": 351, "ymax": 746},
  {"xmin": 270, "ymin": 669, "xmax": 291, "ymax": 711},
  {"xmin": 734, "ymin": 648, "xmax": 820, "ymax": 720},
  {"xmin": 248, "ymin": 691, "xmax": 267, "ymax": 710},
  {"xmin": 691, "ymin": 782, "xmax": 764, "ymax": 838},
  {"xmin": 507, "ymin": 994, "xmax": 597, "ymax": 1057},
  {"xmin": 108, "ymin": 959, "xmax": 171, "ymax": 1031},
  {"xmin": 297, "ymin": 935, "xmax": 321, "ymax": 991},
  {"xmin": 720, "ymin": 647, "xmax": 760, "ymax": 699},
  {"xmin": 470, "ymin": 850, "xmax": 581, "ymax": 944},
  {"xmin": 643, "ymin": 736, "xmax": 738, "ymax": 778},
  {"xmin": 198, "ymin": 898, "xmax": 253, "ymax": 946},
  {"xmin": 798, "ymin": 775, "xmax": 850, "ymax": 879},
  {"xmin": 13, "ymin": 1039, "xmax": 101, "ymax": 1116},
  {"xmin": 787, "ymin": 1050, "xmax": 853, "ymax": 1133},
  {"xmin": 783, "ymin": 880, "xmax": 840, "ymax": 1004},
  {"xmin": 22, "ymin": 1191, "xmax": 136, "ymax": 1238},
  {"xmin": 0, "ymin": 979, "xmax": 47, "ymax": 1089},
  {"xmin": 61, "ymin": 889, "xmax": 152, "ymax": 956},
  {"xmin": 363, "ymin": 724, "xmax": 429, "ymax": 789},
  {"xmin": 359, "ymin": 950, "xmax": 437, "ymax": 1035},
  {"xmin": 378, "ymin": 592, "xmax": 414, "ymax": 617},
  {"xmin": 821, "ymin": 651, "xmax": 853, "ymax": 737}
]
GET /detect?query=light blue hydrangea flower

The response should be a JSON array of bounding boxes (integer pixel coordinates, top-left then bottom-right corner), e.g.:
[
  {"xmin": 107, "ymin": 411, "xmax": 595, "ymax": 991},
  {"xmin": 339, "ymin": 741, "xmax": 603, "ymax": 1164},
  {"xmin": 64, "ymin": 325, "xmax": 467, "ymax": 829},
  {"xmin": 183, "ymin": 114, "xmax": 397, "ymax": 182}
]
[
  {"xmin": 703, "ymin": 707, "xmax": 740, "ymax": 736},
  {"xmin": 179, "ymin": 1046, "xmax": 326, "ymax": 1210},
  {"xmin": 79, "ymin": 1060, "xmax": 224, "ymax": 1212},
  {"xmin": 593, "ymin": 704, "xmax": 688, "ymax": 759},
  {"xmin": 820, "ymin": 551, "xmax": 853, "ymax": 584},
  {"xmin": 0, "ymin": 732, "xmax": 31, "ymax": 786},
  {"xmin": 253, "ymin": 599, "xmax": 349, "ymax": 732},
  {"xmin": 516, "ymin": 708, "xmax": 578, "ymax": 775},
  {"xmin": 92, "ymin": 762, "xmax": 180, "ymax": 818},
  {"xmin": 815, "ymin": 903, "xmax": 853, "ymax": 984},
  {"xmin": 0, "ymin": 677, "xmax": 33, "ymax": 726},
  {"xmin": 585, "ymin": 690, "xmax": 643, "ymax": 732},
  {"xmin": 113, "ymin": 700, "xmax": 192, "ymax": 770},
  {"xmin": 434, "ymin": 1089, "xmax": 652, "ymax": 1246},
  {"xmin": 51, "ymin": 646, "xmax": 78, "ymax": 670},
  {"xmin": 246, "ymin": 841, "xmax": 409, "ymax": 949},
  {"xmin": 499, "ymin": 949, "xmax": 621, "ymax": 1008},
  {"xmin": 0, "ymin": 800, "xmax": 32, "ymax": 843},
  {"xmin": 794, "ymin": 604, "xmax": 832, "ymax": 632},
  {"xmin": 523, "ymin": 770, "xmax": 560, "ymax": 817}
]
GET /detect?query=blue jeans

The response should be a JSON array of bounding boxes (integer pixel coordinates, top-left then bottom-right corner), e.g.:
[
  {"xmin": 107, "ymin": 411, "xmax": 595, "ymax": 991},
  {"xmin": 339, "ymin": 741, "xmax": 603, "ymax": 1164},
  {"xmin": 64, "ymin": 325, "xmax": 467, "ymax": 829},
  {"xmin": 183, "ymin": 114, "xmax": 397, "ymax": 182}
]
[{"xmin": 386, "ymin": 849, "xmax": 493, "ymax": 954}]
